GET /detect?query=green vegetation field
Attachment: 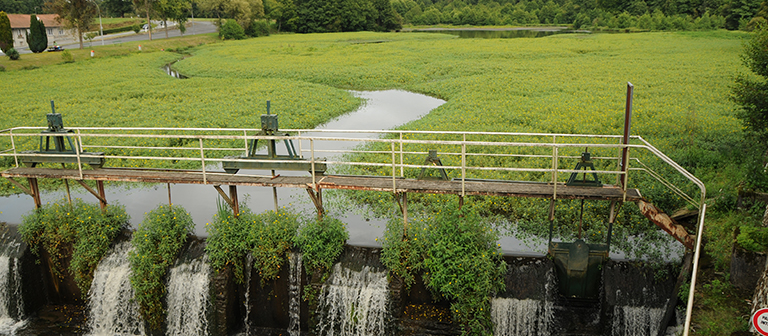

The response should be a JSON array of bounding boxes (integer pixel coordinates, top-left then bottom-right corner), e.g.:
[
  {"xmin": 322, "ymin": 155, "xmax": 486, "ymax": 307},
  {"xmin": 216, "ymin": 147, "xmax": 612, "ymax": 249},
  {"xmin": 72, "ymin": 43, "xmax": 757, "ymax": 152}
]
[{"xmin": 0, "ymin": 30, "xmax": 757, "ymax": 333}]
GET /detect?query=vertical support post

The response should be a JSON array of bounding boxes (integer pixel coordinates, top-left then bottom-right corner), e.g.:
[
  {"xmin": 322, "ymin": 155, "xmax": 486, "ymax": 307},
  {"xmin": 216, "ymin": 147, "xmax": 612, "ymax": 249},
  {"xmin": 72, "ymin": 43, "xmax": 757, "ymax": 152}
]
[
  {"xmin": 75, "ymin": 129, "xmax": 84, "ymax": 179},
  {"xmin": 402, "ymin": 192, "xmax": 408, "ymax": 224},
  {"xmin": 621, "ymin": 82, "xmax": 634, "ymax": 190},
  {"xmin": 310, "ymin": 139, "xmax": 316, "ymax": 190},
  {"xmin": 391, "ymin": 142, "xmax": 396, "ymax": 193},
  {"xmin": 167, "ymin": 183, "xmax": 172, "ymax": 206},
  {"xmin": 229, "ymin": 185, "xmax": 239, "ymax": 216},
  {"xmin": 578, "ymin": 199, "xmax": 585, "ymax": 239},
  {"xmin": 62, "ymin": 163, "xmax": 72, "ymax": 205},
  {"xmin": 28, "ymin": 178, "xmax": 41, "ymax": 209},
  {"xmin": 552, "ymin": 145, "xmax": 558, "ymax": 200},
  {"xmin": 10, "ymin": 129, "xmax": 18, "ymax": 168},
  {"xmin": 64, "ymin": 179, "xmax": 72, "ymax": 205},
  {"xmin": 461, "ymin": 134, "xmax": 466, "ymax": 197},
  {"xmin": 548, "ymin": 199, "xmax": 556, "ymax": 244},
  {"xmin": 96, "ymin": 180, "xmax": 107, "ymax": 210},
  {"xmin": 399, "ymin": 132, "xmax": 404, "ymax": 177},
  {"xmin": 243, "ymin": 130, "xmax": 249, "ymax": 155},
  {"xmin": 271, "ymin": 169, "xmax": 278, "ymax": 212},
  {"xmin": 316, "ymin": 189, "xmax": 323, "ymax": 220},
  {"xmin": 683, "ymin": 204, "xmax": 707, "ymax": 336},
  {"xmin": 199, "ymin": 138, "xmax": 207, "ymax": 184},
  {"xmin": 607, "ymin": 201, "xmax": 617, "ymax": 248}
]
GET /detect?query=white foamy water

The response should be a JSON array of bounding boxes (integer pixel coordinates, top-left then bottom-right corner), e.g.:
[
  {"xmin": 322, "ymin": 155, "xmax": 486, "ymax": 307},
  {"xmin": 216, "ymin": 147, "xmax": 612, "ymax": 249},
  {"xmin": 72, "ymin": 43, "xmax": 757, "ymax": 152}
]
[
  {"xmin": 288, "ymin": 252, "xmax": 302, "ymax": 336},
  {"xmin": 316, "ymin": 264, "xmax": 388, "ymax": 336},
  {"xmin": 611, "ymin": 305, "xmax": 665, "ymax": 336},
  {"xmin": 491, "ymin": 298, "xmax": 554, "ymax": 336},
  {"xmin": 0, "ymin": 256, "xmax": 27, "ymax": 335},
  {"xmin": 87, "ymin": 241, "xmax": 144, "ymax": 335},
  {"xmin": 166, "ymin": 256, "xmax": 210, "ymax": 336}
]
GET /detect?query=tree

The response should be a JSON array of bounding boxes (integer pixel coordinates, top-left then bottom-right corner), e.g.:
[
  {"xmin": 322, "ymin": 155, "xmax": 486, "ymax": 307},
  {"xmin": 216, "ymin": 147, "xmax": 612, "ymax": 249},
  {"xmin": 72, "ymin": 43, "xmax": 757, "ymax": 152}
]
[
  {"xmin": 103, "ymin": 0, "xmax": 133, "ymax": 17},
  {"xmin": 0, "ymin": 11, "xmax": 12, "ymax": 54},
  {"xmin": 46, "ymin": 0, "xmax": 97, "ymax": 49},
  {"xmin": 26, "ymin": 14, "xmax": 47, "ymax": 53},
  {"xmin": 733, "ymin": 24, "xmax": 768, "ymax": 148},
  {"xmin": 155, "ymin": 0, "xmax": 191, "ymax": 38}
]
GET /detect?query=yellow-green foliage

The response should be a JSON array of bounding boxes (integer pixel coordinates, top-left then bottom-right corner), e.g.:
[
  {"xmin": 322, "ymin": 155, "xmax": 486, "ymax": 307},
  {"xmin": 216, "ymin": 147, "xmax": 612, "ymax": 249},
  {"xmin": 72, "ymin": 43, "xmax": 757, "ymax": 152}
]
[
  {"xmin": 129, "ymin": 205, "xmax": 194, "ymax": 331},
  {"xmin": 176, "ymin": 31, "xmax": 744, "ymax": 147},
  {"xmin": 205, "ymin": 205, "xmax": 302, "ymax": 285},
  {"xmin": 19, "ymin": 199, "xmax": 129, "ymax": 296}
]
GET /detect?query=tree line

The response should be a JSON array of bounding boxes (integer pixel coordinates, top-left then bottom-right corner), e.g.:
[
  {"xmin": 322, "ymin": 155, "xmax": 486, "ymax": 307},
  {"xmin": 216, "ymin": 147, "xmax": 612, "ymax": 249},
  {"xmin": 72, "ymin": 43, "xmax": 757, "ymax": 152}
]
[{"xmin": 392, "ymin": 0, "xmax": 768, "ymax": 30}]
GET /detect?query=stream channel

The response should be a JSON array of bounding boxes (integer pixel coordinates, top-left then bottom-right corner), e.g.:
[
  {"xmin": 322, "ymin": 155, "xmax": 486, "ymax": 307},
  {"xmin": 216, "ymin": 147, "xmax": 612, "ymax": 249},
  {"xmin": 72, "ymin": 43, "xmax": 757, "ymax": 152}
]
[{"xmin": 0, "ymin": 88, "xmax": 547, "ymax": 255}]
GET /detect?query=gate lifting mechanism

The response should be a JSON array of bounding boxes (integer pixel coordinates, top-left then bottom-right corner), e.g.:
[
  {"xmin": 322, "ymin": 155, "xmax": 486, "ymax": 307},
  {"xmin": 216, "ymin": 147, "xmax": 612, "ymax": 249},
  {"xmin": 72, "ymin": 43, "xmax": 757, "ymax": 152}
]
[
  {"xmin": 222, "ymin": 101, "xmax": 326, "ymax": 174},
  {"xmin": 19, "ymin": 101, "xmax": 105, "ymax": 168},
  {"xmin": 418, "ymin": 149, "xmax": 449, "ymax": 180},
  {"xmin": 566, "ymin": 148, "xmax": 601, "ymax": 187},
  {"xmin": 547, "ymin": 199, "xmax": 617, "ymax": 299}
]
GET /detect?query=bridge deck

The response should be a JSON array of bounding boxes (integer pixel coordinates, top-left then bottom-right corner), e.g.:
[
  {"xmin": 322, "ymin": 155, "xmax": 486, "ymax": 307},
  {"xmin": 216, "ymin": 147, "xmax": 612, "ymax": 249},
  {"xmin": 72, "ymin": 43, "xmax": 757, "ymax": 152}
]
[{"xmin": 1, "ymin": 167, "xmax": 641, "ymax": 201}]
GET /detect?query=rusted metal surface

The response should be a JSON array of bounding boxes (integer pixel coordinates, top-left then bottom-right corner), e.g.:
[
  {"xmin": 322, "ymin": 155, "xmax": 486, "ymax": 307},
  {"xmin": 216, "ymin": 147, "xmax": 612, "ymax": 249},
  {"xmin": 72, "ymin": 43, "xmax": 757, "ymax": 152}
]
[
  {"xmin": 1, "ymin": 167, "xmax": 643, "ymax": 201},
  {"xmin": 636, "ymin": 199, "xmax": 695, "ymax": 250}
]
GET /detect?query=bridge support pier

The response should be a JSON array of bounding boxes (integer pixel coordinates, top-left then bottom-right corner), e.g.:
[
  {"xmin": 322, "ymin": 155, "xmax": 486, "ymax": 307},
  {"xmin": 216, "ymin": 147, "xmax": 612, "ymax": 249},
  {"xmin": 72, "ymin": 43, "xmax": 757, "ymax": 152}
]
[
  {"xmin": 28, "ymin": 178, "xmax": 41, "ymax": 209},
  {"xmin": 306, "ymin": 188, "xmax": 324, "ymax": 220},
  {"xmin": 213, "ymin": 185, "xmax": 239, "ymax": 216}
]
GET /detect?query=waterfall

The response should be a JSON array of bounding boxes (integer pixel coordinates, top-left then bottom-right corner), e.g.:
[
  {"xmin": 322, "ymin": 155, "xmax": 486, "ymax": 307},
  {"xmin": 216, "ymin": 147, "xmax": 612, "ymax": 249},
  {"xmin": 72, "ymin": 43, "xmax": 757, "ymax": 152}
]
[
  {"xmin": 316, "ymin": 264, "xmax": 388, "ymax": 336},
  {"xmin": 243, "ymin": 253, "xmax": 253, "ymax": 334},
  {"xmin": 288, "ymin": 252, "xmax": 302, "ymax": 336},
  {"xmin": 87, "ymin": 241, "xmax": 144, "ymax": 335},
  {"xmin": 0, "ymin": 256, "xmax": 27, "ymax": 335},
  {"xmin": 611, "ymin": 305, "xmax": 665, "ymax": 336},
  {"xmin": 166, "ymin": 255, "xmax": 210, "ymax": 336},
  {"xmin": 492, "ymin": 266, "xmax": 555, "ymax": 336},
  {"xmin": 491, "ymin": 298, "xmax": 554, "ymax": 336}
]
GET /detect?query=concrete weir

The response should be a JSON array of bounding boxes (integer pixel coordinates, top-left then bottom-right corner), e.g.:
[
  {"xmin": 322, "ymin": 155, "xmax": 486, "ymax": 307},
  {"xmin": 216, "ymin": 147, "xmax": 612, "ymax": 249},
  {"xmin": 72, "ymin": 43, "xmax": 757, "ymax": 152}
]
[{"xmin": 1, "ymin": 228, "xmax": 681, "ymax": 336}]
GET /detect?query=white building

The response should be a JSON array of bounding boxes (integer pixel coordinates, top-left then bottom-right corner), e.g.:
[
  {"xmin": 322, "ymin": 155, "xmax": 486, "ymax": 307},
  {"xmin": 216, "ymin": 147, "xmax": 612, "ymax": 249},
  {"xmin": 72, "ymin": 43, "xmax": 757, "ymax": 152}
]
[{"xmin": 7, "ymin": 14, "xmax": 76, "ymax": 49}]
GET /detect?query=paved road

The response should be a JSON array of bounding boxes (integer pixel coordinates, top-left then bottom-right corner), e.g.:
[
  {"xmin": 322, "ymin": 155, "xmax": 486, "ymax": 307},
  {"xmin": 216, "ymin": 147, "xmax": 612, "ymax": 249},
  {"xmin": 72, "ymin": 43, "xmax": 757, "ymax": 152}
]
[{"xmin": 10, "ymin": 20, "xmax": 217, "ymax": 54}]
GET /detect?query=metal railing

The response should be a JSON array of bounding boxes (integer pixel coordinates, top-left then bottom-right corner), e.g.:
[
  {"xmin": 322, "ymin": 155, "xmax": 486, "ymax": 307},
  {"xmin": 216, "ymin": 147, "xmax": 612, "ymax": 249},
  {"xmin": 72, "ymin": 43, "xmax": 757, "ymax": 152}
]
[{"xmin": 0, "ymin": 126, "xmax": 704, "ymax": 207}]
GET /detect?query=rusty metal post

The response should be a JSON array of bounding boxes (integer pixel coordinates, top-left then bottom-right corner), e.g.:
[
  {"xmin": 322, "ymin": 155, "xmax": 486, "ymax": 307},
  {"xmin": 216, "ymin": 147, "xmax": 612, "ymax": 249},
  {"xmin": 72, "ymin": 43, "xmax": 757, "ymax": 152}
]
[
  {"xmin": 28, "ymin": 178, "xmax": 41, "ymax": 209},
  {"xmin": 167, "ymin": 183, "xmax": 172, "ymax": 206},
  {"xmin": 271, "ymin": 170, "xmax": 278, "ymax": 211},
  {"xmin": 96, "ymin": 180, "xmax": 107, "ymax": 210},
  {"xmin": 229, "ymin": 185, "xmax": 239, "ymax": 216},
  {"xmin": 621, "ymin": 83, "xmax": 634, "ymax": 189}
]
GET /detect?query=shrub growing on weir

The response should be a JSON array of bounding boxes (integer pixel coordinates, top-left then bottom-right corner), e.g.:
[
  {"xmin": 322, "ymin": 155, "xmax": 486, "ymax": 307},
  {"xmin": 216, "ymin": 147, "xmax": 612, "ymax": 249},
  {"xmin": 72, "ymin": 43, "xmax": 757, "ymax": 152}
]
[
  {"xmin": 129, "ymin": 204, "xmax": 194, "ymax": 331},
  {"xmin": 381, "ymin": 203, "xmax": 506, "ymax": 336},
  {"xmin": 20, "ymin": 199, "xmax": 130, "ymax": 296}
]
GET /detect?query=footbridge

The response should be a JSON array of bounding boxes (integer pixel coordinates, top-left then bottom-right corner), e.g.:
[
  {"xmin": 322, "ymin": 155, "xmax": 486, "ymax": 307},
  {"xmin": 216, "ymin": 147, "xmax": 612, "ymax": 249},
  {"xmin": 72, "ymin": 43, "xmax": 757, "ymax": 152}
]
[{"xmin": 1, "ymin": 122, "xmax": 703, "ymax": 244}]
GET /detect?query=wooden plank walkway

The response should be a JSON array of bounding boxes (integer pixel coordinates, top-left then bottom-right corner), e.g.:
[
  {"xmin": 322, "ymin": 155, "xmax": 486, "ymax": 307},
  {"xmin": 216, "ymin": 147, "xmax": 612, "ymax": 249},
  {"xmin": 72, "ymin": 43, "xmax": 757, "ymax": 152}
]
[{"xmin": 1, "ymin": 167, "xmax": 641, "ymax": 201}]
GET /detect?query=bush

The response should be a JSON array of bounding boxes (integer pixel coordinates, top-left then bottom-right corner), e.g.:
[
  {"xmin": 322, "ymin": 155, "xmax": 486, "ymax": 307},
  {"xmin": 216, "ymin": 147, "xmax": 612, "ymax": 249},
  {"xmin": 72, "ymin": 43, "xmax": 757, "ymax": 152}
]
[
  {"xmin": 61, "ymin": 49, "xmax": 73, "ymax": 63},
  {"xmin": 6, "ymin": 47, "xmax": 18, "ymax": 60},
  {"xmin": 249, "ymin": 210, "xmax": 300, "ymax": 285},
  {"xmin": 132, "ymin": 23, "xmax": 141, "ymax": 34},
  {"xmin": 19, "ymin": 200, "xmax": 130, "ymax": 296},
  {"xmin": 295, "ymin": 216, "xmax": 348, "ymax": 274},
  {"xmin": 205, "ymin": 203, "xmax": 257, "ymax": 283},
  {"xmin": 129, "ymin": 204, "xmax": 194, "ymax": 331},
  {"xmin": 381, "ymin": 204, "xmax": 506, "ymax": 336},
  {"xmin": 221, "ymin": 19, "xmax": 246, "ymax": 40},
  {"xmin": 245, "ymin": 19, "xmax": 270, "ymax": 37}
]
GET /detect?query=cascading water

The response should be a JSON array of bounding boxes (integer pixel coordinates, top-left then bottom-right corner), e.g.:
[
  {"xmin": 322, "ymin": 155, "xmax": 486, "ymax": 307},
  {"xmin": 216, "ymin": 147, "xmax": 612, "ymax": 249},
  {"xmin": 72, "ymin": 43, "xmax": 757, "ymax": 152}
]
[
  {"xmin": 491, "ymin": 298, "xmax": 554, "ymax": 336},
  {"xmin": 288, "ymin": 252, "xmax": 302, "ymax": 336},
  {"xmin": 87, "ymin": 241, "xmax": 144, "ymax": 335},
  {"xmin": 0, "ymin": 252, "xmax": 27, "ymax": 335},
  {"xmin": 316, "ymin": 264, "xmax": 388, "ymax": 336},
  {"xmin": 611, "ymin": 305, "xmax": 665, "ymax": 336},
  {"xmin": 166, "ymin": 255, "xmax": 211, "ymax": 336}
]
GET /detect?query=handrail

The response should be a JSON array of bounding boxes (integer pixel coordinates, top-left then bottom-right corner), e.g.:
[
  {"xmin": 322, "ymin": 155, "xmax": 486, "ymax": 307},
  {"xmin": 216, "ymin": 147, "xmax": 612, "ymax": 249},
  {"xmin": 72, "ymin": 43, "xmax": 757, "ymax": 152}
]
[{"xmin": 0, "ymin": 126, "xmax": 703, "ymax": 207}]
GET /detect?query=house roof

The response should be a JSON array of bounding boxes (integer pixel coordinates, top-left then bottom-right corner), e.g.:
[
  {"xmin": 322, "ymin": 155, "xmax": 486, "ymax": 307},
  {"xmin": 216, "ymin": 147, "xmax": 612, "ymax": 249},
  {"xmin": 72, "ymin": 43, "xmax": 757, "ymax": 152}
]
[{"xmin": 7, "ymin": 14, "xmax": 64, "ymax": 29}]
